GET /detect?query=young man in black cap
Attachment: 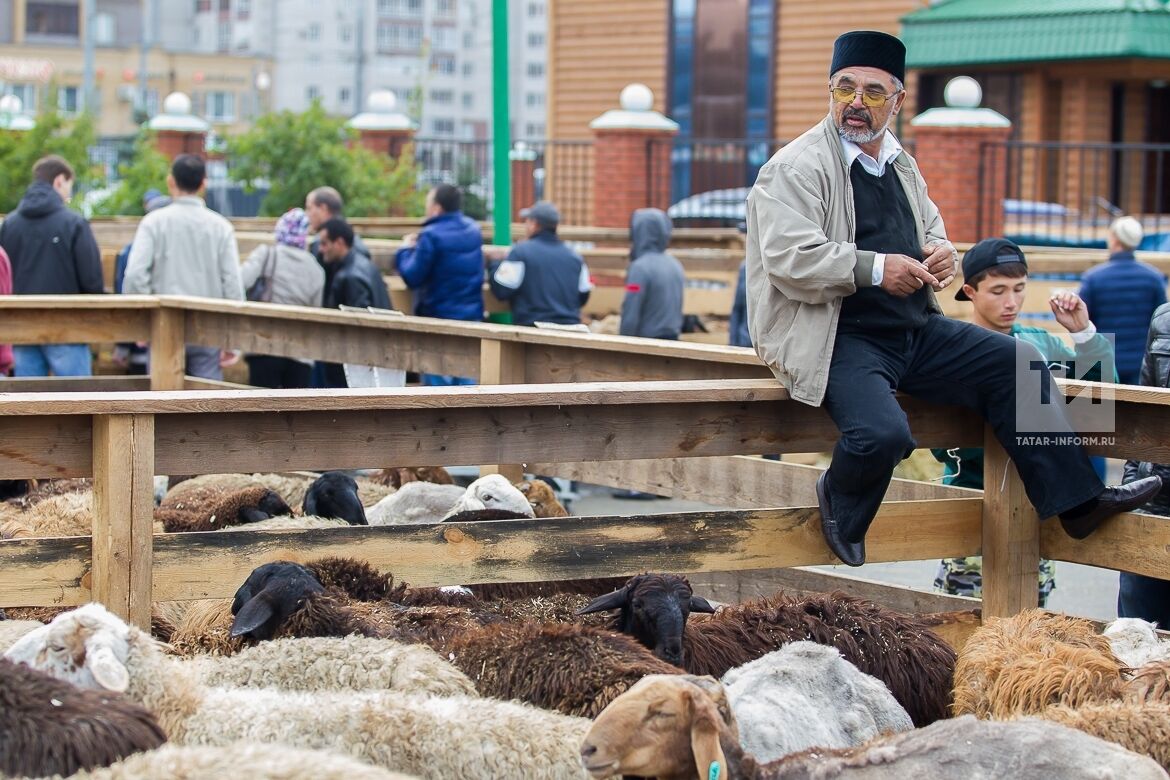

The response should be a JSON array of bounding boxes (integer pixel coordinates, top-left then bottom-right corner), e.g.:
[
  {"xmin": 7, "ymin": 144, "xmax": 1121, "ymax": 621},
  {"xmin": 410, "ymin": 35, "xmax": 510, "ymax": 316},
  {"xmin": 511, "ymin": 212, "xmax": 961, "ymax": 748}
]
[
  {"xmin": 745, "ymin": 30, "xmax": 1161, "ymax": 566},
  {"xmin": 932, "ymin": 238, "xmax": 1116, "ymax": 604}
]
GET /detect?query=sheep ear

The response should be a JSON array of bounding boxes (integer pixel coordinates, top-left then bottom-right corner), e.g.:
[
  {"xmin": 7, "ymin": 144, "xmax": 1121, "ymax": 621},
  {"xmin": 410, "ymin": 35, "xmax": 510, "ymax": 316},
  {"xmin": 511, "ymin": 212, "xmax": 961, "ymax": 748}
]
[
  {"xmin": 689, "ymin": 595, "xmax": 717, "ymax": 614},
  {"xmin": 686, "ymin": 687, "xmax": 727, "ymax": 780},
  {"xmin": 230, "ymin": 598, "xmax": 274, "ymax": 637},
  {"xmin": 89, "ymin": 645, "xmax": 129, "ymax": 692},
  {"xmin": 576, "ymin": 586, "xmax": 630, "ymax": 615},
  {"xmin": 337, "ymin": 491, "xmax": 368, "ymax": 526},
  {"xmin": 239, "ymin": 506, "xmax": 271, "ymax": 523}
]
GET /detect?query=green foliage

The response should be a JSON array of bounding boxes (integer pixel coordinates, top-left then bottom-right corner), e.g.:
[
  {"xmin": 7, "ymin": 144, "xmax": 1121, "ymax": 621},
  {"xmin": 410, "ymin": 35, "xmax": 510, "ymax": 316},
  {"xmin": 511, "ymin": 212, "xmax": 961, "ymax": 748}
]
[
  {"xmin": 456, "ymin": 157, "xmax": 487, "ymax": 220},
  {"xmin": 0, "ymin": 94, "xmax": 97, "ymax": 214},
  {"xmin": 226, "ymin": 100, "xmax": 424, "ymax": 218},
  {"xmin": 89, "ymin": 130, "xmax": 171, "ymax": 217}
]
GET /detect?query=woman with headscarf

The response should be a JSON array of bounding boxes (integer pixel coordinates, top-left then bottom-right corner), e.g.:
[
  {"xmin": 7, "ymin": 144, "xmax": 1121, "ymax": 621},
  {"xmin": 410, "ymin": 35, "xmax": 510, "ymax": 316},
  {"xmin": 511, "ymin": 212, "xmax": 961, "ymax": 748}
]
[{"xmin": 240, "ymin": 207, "xmax": 326, "ymax": 388}]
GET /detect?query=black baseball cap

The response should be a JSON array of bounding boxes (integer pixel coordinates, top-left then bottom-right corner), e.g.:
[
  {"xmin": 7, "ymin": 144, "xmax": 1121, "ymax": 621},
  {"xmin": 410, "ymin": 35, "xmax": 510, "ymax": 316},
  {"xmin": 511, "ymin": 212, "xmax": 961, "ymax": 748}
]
[{"xmin": 956, "ymin": 238, "xmax": 1028, "ymax": 301}]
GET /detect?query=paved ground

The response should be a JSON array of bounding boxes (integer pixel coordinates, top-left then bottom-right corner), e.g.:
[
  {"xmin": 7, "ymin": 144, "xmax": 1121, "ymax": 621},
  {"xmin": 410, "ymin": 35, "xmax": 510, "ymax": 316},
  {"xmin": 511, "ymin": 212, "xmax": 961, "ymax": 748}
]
[{"xmin": 570, "ymin": 483, "xmax": 1119, "ymax": 622}]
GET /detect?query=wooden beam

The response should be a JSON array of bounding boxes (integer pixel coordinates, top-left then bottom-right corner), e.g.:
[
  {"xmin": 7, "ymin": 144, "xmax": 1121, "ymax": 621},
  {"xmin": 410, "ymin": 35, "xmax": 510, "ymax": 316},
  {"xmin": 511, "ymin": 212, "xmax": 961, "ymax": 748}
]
[
  {"xmin": 148, "ymin": 500, "xmax": 981, "ymax": 602},
  {"xmin": 0, "ymin": 303, "xmax": 151, "ymax": 345},
  {"xmin": 91, "ymin": 414, "xmax": 155, "ymax": 629},
  {"xmin": 183, "ymin": 376, "xmax": 255, "ymax": 391},
  {"xmin": 525, "ymin": 343, "xmax": 770, "ymax": 382},
  {"xmin": 480, "ymin": 340, "xmax": 527, "ymax": 483},
  {"xmin": 0, "ymin": 376, "xmax": 151, "ymax": 392},
  {"xmin": 0, "ymin": 537, "xmax": 92, "ymax": 607},
  {"xmin": 150, "ymin": 308, "xmax": 186, "ymax": 391},
  {"xmin": 0, "ymin": 416, "xmax": 92, "ymax": 479},
  {"xmin": 1041, "ymin": 510, "xmax": 1170, "ymax": 580},
  {"xmin": 532, "ymin": 456, "xmax": 975, "ymax": 508},
  {"xmin": 980, "ymin": 428, "xmax": 1040, "ymax": 618}
]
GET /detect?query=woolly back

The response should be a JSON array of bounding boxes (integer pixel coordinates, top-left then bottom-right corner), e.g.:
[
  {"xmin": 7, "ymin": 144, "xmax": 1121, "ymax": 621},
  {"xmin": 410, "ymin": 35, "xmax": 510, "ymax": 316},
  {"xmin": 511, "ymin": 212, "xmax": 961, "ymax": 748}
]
[
  {"xmin": 1040, "ymin": 701, "xmax": 1170, "ymax": 771},
  {"xmin": 1125, "ymin": 660, "xmax": 1170, "ymax": 704}
]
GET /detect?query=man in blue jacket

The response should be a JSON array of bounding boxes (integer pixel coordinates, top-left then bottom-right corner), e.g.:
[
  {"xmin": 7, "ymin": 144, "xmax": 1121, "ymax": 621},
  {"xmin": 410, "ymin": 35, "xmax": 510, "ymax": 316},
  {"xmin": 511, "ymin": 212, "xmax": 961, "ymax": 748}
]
[
  {"xmin": 396, "ymin": 183, "xmax": 484, "ymax": 385},
  {"xmin": 1079, "ymin": 216, "xmax": 1166, "ymax": 385}
]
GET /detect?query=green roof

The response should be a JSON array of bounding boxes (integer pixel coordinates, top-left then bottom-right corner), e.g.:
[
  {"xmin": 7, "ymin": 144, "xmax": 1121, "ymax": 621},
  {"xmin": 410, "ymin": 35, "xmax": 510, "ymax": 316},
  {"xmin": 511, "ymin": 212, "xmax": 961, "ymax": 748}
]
[{"xmin": 902, "ymin": 0, "xmax": 1170, "ymax": 68}]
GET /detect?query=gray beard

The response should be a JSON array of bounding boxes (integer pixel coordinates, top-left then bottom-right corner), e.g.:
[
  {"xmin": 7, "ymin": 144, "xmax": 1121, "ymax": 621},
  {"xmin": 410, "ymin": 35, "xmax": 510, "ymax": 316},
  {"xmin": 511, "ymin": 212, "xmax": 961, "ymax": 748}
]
[{"xmin": 834, "ymin": 110, "xmax": 893, "ymax": 145}]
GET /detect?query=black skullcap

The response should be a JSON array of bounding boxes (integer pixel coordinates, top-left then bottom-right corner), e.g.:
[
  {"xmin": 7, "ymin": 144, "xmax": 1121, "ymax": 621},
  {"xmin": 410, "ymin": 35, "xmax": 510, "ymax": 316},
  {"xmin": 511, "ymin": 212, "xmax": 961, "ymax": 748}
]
[{"xmin": 830, "ymin": 31, "xmax": 906, "ymax": 84}]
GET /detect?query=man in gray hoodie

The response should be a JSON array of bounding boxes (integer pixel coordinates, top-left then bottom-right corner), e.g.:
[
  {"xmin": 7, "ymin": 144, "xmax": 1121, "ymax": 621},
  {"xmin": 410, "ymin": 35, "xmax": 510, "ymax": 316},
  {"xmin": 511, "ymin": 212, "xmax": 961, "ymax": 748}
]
[{"xmin": 620, "ymin": 208, "xmax": 685, "ymax": 340}]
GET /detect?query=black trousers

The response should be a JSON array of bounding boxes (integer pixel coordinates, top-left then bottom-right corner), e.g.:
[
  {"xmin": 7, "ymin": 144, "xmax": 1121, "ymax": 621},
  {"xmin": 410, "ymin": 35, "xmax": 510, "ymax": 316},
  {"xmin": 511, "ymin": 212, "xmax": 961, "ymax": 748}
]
[
  {"xmin": 823, "ymin": 314, "xmax": 1104, "ymax": 543},
  {"xmin": 245, "ymin": 355, "xmax": 313, "ymax": 389}
]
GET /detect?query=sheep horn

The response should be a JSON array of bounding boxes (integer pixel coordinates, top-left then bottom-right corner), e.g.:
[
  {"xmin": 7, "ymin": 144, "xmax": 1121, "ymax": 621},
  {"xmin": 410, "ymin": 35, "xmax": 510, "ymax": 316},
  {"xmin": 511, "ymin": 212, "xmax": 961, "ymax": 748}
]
[{"xmin": 576, "ymin": 586, "xmax": 631, "ymax": 615}]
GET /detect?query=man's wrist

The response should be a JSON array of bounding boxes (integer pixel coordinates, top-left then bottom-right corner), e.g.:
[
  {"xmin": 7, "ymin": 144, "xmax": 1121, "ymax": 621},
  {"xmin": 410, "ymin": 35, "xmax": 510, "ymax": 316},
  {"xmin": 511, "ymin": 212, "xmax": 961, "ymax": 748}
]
[{"xmin": 1069, "ymin": 321, "xmax": 1097, "ymax": 343}]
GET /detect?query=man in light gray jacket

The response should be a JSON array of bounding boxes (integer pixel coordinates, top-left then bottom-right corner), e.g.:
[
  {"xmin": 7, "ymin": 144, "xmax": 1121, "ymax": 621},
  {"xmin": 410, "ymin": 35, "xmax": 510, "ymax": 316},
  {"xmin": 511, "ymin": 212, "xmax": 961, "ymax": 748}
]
[
  {"xmin": 123, "ymin": 154, "xmax": 244, "ymax": 380},
  {"xmin": 746, "ymin": 30, "xmax": 1161, "ymax": 566}
]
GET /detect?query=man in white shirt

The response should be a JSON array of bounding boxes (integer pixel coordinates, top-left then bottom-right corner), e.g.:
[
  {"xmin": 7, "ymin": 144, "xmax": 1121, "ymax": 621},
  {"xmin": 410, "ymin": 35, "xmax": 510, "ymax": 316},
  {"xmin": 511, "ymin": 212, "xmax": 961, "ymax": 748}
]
[
  {"xmin": 123, "ymin": 154, "xmax": 244, "ymax": 380},
  {"xmin": 745, "ymin": 30, "xmax": 1161, "ymax": 566}
]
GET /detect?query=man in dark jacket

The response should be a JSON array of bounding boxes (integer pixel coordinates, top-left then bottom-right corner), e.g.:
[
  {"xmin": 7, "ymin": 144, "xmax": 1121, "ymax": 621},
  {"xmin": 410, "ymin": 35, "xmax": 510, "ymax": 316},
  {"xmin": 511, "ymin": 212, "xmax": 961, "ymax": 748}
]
[
  {"xmin": 1119, "ymin": 301, "xmax": 1170, "ymax": 627},
  {"xmin": 0, "ymin": 155, "xmax": 102, "ymax": 376},
  {"xmin": 488, "ymin": 201, "xmax": 591, "ymax": 326},
  {"xmin": 1079, "ymin": 216, "xmax": 1167, "ymax": 385},
  {"xmin": 396, "ymin": 183, "xmax": 483, "ymax": 385},
  {"xmin": 620, "ymin": 208, "xmax": 685, "ymax": 339},
  {"xmin": 317, "ymin": 217, "xmax": 393, "ymax": 388}
]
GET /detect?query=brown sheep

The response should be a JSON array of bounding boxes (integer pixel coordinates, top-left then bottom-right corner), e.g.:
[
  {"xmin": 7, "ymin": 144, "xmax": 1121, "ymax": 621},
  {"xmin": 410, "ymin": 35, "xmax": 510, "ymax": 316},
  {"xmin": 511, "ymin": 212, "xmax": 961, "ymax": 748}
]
[
  {"xmin": 953, "ymin": 610, "xmax": 1123, "ymax": 719},
  {"xmin": 1040, "ymin": 701, "xmax": 1170, "ymax": 771},
  {"xmin": 156, "ymin": 485, "xmax": 293, "ymax": 532},
  {"xmin": 515, "ymin": 479, "xmax": 568, "ymax": 517},
  {"xmin": 372, "ymin": 466, "xmax": 454, "ymax": 488},
  {"xmin": 1126, "ymin": 660, "xmax": 1170, "ymax": 703},
  {"xmin": 0, "ymin": 657, "xmax": 167, "ymax": 778}
]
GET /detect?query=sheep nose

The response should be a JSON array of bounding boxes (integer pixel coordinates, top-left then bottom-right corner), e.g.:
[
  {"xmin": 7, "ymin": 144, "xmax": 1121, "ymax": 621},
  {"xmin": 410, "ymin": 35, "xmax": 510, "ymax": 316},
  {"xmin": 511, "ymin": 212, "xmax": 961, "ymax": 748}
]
[{"xmin": 581, "ymin": 743, "xmax": 598, "ymax": 759}]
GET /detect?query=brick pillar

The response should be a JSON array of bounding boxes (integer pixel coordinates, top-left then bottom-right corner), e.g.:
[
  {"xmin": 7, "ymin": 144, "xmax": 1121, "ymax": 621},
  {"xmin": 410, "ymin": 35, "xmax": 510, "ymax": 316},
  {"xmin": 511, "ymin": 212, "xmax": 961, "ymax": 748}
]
[
  {"xmin": 146, "ymin": 93, "xmax": 210, "ymax": 160},
  {"xmin": 510, "ymin": 143, "xmax": 538, "ymax": 221},
  {"xmin": 355, "ymin": 127, "xmax": 415, "ymax": 158},
  {"xmin": 911, "ymin": 77, "xmax": 1012, "ymax": 245},
  {"xmin": 348, "ymin": 90, "xmax": 416, "ymax": 159},
  {"xmin": 589, "ymin": 84, "xmax": 679, "ymax": 229},
  {"xmin": 155, "ymin": 129, "xmax": 207, "ymax": 159}
]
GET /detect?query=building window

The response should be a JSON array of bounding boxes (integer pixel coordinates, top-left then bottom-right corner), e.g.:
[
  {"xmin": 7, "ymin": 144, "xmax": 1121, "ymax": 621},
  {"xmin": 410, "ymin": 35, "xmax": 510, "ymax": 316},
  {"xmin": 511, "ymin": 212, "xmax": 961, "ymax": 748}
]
[
  {"xmin": 461, "ymin": 61, "xmax": 473, "ymax": 77},
  {"xmin": 307, "ymin": 85, "xmax": 321, "ymax": 102},
  {"xmin": 527, "ymin": 2, "xmax": 544, "ymax": 16},
  {"xmin": 57, "ymin": 85, "xmax": 79, "ymax": 115},
  {"xmin": 432, "ymin": 118, "xmax": 455, "ymax": 135},
  {"xmin": 196, "ymin": 0, "xmax": 211, "ymax": 11},
  {"xmin": 306, "ymin": 23, "xmax": 321, "ymax": 42},
  {"xmin": 527, "ymin": 32, "xmax": 544, "ymax": 47},
  {"xmin": 525, "ymin": 92, "xmax": 544, "ymax": 108},
  {"xmin": 236, "ymin": 0, "xmax": 250, "ymax": 17},
  {"xmin": 7, "ymin": 84, "xmax": 36, "ymax": 113},
  {"xmin": 462, "ymin": 91, "xmax": 473, "ymax": 109},
  {"xmin": 217, "ymin": 20, "xmax": 231, "ymax": 51},
  {"xmin": 377, "ymin": 0, "xmax": 395, "ymax": 14},
  {"xmin": 524, "ymin": 122, "xmax": 544, "ymax": 138},
  {"xmin": 436, "ymin": 0, "xmax": 456, "ymax": 16},
  {"xmin": 405, "ymin": 0, "xmax": 422, "ymax": 16},
  {"xmin": 526, "ymin": 62, "xmax": 544, "ymax": 77},
  {"xmin": 431, "ymin": 25, "xmax": 456, "ymax": 50},
  {"xmin": 25, "ymin": 2, "xmax": 80, "ymax": 38},
  {"xmin": 431, "ymin": 54, "xmax": 456, "ymax": 76},
  {"xmin": 430, "ymin": 89, "xmax": 454, "ymax": 104},
  {"xmin": 376, "ymin": 23, "xmax": 396, "ymax": 51},
  {"xmin": 205, "ymin": 91, "xmax": 235, "ymax": 121},
  {"xmin": 340, "ymin": 25, "xmax": 353, "ymax": 43},
  {"xmin": 219, "ymin": 0, "xmax": 229, "ymax": 10},
  {"xmin": 462, "ymin": 30, "xmax": 474, "ymax": 48}
]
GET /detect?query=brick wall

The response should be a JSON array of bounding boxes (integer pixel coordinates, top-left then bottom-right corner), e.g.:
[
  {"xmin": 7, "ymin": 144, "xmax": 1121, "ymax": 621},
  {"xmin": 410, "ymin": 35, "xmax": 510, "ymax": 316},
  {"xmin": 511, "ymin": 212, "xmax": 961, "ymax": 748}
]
[
  {"xmin": 914, "ymin": 124, "xmax": 1012, "ymax": 244},
  {"xmin": 591, "ymin": 128, "xmax": 675, "ymax": 228}
]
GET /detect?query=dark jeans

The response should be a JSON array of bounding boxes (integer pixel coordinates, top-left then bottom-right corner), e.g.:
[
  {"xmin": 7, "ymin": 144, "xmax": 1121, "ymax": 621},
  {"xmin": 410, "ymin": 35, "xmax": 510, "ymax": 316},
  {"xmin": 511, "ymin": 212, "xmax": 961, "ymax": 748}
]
[
  {"xmin": 823, "ymin": 315, "xmax": 1103, "ymax": 543},
  {"xmin": 246, "ymin": 355, "xmax": 312, "ymax": 389},
  {"xmin": 1118, "ymin": 572, "xmax": 1170, "ymax": 629}
]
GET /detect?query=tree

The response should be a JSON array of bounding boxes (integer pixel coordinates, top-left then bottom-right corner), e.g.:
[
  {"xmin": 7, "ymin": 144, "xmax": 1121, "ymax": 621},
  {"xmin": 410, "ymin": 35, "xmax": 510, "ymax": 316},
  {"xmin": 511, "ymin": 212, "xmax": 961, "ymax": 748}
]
[
  {"xmin": 89, "ymin": 130, "xmax": 171, "ymax": 217},
  {"xmin": 0, "ymin": 93, "xmax": 97, "ymax": 214},
  {"xmin": 226, "ymin": 100, "xmax": 424, "ymax": 217}
]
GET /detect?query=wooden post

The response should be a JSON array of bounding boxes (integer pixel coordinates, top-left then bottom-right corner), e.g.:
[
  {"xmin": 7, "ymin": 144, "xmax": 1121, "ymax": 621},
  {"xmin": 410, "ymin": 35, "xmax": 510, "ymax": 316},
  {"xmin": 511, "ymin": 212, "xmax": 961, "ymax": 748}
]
[
  {"xmin": 150, "ymin": 307, "xmax": 186, "ymax": 391},
  {"xmin": 980, "ymin": 426, "xmax": 1040, "ymax": 618},
  {"xmin": 91, "ymin": 414, "xmax": 156, "ymax": 628},
  {"xmin": 479, "ymin": 339, "xmax": 527, "ymax": 483}
]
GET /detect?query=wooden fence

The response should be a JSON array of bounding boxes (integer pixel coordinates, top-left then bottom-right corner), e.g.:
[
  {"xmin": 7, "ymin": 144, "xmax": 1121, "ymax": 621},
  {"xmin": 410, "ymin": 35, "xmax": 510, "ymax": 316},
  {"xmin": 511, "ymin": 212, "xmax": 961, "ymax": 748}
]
[{"xmin": 1, "ymin": 296, "xmax": 1168, "ymax": 640}]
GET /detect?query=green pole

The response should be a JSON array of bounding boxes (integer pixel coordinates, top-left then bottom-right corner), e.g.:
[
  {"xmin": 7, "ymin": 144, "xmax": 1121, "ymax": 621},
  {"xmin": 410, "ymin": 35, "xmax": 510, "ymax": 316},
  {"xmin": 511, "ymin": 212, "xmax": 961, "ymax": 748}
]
[{"xmin": 491, "ymin": 0, "xmax": 511, "ymax": 248}]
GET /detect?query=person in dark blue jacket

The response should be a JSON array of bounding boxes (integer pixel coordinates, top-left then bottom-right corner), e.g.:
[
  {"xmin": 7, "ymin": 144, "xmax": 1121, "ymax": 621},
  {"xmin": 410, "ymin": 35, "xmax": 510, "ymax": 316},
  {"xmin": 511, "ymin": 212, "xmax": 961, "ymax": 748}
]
[
  {"xmin": 396, "ymin": 184, "xmax": 484, "ymax": 385},
  {"xmin": 488, "ymin": 201, "xmax": 591, "ymax": 327},
  {"xmin": 1079, "ymin": 216, "xmax": 1167, "ymax": 385}
]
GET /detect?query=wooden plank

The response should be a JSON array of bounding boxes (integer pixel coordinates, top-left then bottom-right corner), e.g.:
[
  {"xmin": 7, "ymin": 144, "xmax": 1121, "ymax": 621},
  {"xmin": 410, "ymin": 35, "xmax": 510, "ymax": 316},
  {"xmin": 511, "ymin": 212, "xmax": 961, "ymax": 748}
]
[
  {"xmin": 0, "ymin": 307, "xmax": 151, "ymax": 344},
  {"xmin": 150, "ymin": 307, "xmax": 186, "ymax": 391},
  {"xmin": 686, "ymin": 566, "xmax": 980, "ymax": 615},
  {"xmin": 0, "ymin": 537, "xmax": 92, "ymax": 607},
  {"xmin": 91, "ymin": 414, "xmax": 155, "ymax": 628},
  {"xmin": 525, "ymin": 344, "xmax": 769, "ymax": 382},
  {"xmin": 532, "ymin": 456, "xmax": 975, "ymax": 508},
  {"xmin": 980, "ymin": 429, "xmax": 1040, "ymax": 619},
  {"xmin": 1041, "ymin": 510, "xmax": 1170, "ymax": 580},
  {"xmin": 479, "ymin": 340, "xmax": 527, "ymax": 483},
  {"xmin": 0, "ymin": 376, "xmax": 151, "ymax": 392},
  {"xmin": 920, "ymin": 610, "xmax": 983, "ymax": 653},
  {"xmin": 149, "ymin": 500, "xmax": 982, "ymax": 601},
  {"xmin": 183, "ymin": 376, "xmax": 255, "ymax": 391},
  {"xmin": 0, "ymin": 416, "xmax": 92, "ymax": 479}
]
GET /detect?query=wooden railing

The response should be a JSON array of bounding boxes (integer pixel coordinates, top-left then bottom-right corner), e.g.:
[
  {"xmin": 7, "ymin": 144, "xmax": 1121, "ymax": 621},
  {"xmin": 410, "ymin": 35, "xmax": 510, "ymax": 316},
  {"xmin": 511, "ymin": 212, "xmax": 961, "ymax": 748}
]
[{"xmin": 1, "ymin": 295, "xmax": 1168, "ymax": 637}]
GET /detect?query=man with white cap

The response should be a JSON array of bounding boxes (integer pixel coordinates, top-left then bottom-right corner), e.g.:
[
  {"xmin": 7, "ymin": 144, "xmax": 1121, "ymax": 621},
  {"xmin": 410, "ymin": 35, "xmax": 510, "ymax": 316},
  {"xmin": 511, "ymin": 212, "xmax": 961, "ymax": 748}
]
[
  {"xmin": 745, "ymin": 29, "xmax": 1162, "ymax": 566},
  {"xmin": 1079, "ymin": 216, "xmax": 1167, "ymax": 385}
]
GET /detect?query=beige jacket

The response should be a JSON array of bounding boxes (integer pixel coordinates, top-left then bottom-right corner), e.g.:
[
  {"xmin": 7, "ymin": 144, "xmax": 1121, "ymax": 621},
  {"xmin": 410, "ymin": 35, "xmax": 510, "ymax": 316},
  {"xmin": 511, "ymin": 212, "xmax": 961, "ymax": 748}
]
[{"xmin": 745, "ymin": 115, "xmax": 950, "ymax": 407}]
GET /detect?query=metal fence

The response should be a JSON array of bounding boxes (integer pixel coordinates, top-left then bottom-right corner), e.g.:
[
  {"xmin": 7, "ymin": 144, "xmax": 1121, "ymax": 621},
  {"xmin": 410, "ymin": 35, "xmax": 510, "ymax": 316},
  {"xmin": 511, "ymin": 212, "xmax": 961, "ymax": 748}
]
[
  {"xmin": 981, "ymin": 141, "xmax": 1170, "ymax": 249},
  {"xmin": 646, "ymin": 138, "xmax": 786, "ymax": 227}
]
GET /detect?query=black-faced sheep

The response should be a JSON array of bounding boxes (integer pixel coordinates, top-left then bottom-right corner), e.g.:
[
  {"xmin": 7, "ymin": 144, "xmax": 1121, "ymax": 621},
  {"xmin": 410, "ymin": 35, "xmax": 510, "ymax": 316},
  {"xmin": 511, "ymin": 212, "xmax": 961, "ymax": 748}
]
[
  {"xmin": 0, "ymin": 656, "xmax": 167, "ymax": 778},
  {"xmin": 302, "ymin": 471, "xmax": 367, "ymax": 525},
  {"xmin": 580, "ymin": 574, "xmax": 955, "ymax": 726},
  {"xmin": 580, "ymin": 674, "xmax": 1166, "ymax": 780}
]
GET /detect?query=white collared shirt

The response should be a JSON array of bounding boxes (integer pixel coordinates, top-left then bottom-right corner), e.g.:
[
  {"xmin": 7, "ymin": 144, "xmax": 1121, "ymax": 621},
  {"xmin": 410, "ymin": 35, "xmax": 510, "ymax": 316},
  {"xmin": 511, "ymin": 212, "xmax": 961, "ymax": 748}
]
[{"xmin": 841, "ymin": 131, "xmax": 904, "ymax": 285}]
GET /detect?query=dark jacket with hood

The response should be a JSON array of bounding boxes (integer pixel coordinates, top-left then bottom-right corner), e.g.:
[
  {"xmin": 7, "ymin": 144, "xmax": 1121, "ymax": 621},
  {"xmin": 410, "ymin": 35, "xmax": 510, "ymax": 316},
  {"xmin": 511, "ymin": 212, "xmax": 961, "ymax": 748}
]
[
  {"xmin": 620, "ymin": 208, "xmax": 685, "ymax": 339},
  {"xmin": 395, "ymin": 210, "xmax": 484, "ymax": 322},
  {"xmin": 488, "ymin": 229, "xmax": 590, "ymax": 326},
  {"xmin": 1123, "ymin": 302, "xmax": 1170, "ymax": 515},
  {"xmin": 0, "ymin": 181, "xmax": 103, "ymax": 295}
]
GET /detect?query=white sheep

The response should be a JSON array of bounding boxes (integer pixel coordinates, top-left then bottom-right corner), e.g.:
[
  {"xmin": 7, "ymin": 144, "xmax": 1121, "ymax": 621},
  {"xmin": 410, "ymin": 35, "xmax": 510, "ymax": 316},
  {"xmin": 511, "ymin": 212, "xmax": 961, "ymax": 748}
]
[
  {"xmin": 8, "ymin": 604, "xmax": 590, "ymax": 780},
  {"xmin": 0, "ymin": 619, "xmax": 44, "ymax": 654},
  {"xmin": 1105, "ymin": 618, "xmax": 1170, "ymax": 669},
  {"xmin": 367, "ymin": 481, "xmax": 466, "ymax": 525},
  {"xmin": 222, "ymin": 515, "xmax": 350, "ymax": 531},
  {"xmin": 442, "ymin": 474, "xmax": 534, "ymax": 519},
  {"xmin": 720, "ymin": 640, "xmax": 914, "ymax": 763}
]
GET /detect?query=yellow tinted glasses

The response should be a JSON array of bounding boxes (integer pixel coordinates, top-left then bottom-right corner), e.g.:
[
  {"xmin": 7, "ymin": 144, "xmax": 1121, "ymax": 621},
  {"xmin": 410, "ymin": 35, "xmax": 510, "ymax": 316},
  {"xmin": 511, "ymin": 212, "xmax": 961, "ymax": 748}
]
[{"xmin": 829, "ymin": 85, "xmax": 899, "ymax": 108}]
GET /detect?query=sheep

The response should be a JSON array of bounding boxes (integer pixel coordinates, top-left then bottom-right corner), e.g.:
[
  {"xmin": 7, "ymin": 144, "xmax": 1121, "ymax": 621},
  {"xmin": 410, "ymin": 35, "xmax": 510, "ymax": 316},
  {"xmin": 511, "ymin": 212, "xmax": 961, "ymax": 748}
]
[
  {"xmin": 0, "ymin": 478, "xmax": 33, "ymax": 501},
  {"xmin": 580, "ymin": 574, "xmax": 955, "ymax": 726},
  {"xmin": 579, "ymin": 674, "xmax": 1168, "ymax": 780},
  {"xmin": 1124, "ymin": 660, "xmax": 1170, "ymax": 703},
  {"xmin": 367, "ymin": 481, "xmax": 466, "ymax": 525},
  {"xmin": 1105, "ymin": 617, "xmax": 1170, "ymax": 669},
  {"xmin": 373, "ymin": 466, "xmax": 454, "ymax": 489},
  {"xmin": 1039, "ymin": 700, "xmax": 1170, "ymax": 771},
  {"xmin": 0, "ymin": 619, "xmax": 44, "ymax": 654},
  {"xmin": 222, "ymin": 514, "xmax": 351, "ymax": 531},
  {"xmin": 720, "ymin": 642, "xmax": 912, "ymax": 763},
  {"xmin": 56, "ymin": 743, "xmax": 417, "ymax": 780},
  {"xmin": 953, "ymin": 609, "xmax": 1123, "ymax": 718},
  {"xmin": 13, "ymin": 604, "xmax": 592, "ymax": 780},
  {"xmin": 302, "ymin": 471, "xmax": 367, "ymax": 525},
  {"xmin": 0, "ymin": 657, "xmax": 167, "ymax": 778},
  {"xmin": 0, "ymin": 491, "xmax": 94, "ymax": 538},
  {"xmin": 0, "ymin": 518, "xmax": 31, "ymax": 539},
  {"xmin": 156, "ymin": 485, "xmax": 293, "ymax": 532},
  {"xmin": 167, "ymin": 599, "xmax": 240, "ymax": 657},
  {"xmin": 442, "ymin": 474, "xmax": 534, "ymax": 520},
  {"xmin": 516, "ymin": 478, "xmax": 569, "ymax": 517}
]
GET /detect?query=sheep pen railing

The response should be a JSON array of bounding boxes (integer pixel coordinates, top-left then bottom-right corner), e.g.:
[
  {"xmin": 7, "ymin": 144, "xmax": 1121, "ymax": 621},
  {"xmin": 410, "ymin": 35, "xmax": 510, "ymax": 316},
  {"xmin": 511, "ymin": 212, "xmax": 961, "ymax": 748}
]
[{"xmin": 1, "ymin": 295, "xmax": 1169, "ymax": 644}]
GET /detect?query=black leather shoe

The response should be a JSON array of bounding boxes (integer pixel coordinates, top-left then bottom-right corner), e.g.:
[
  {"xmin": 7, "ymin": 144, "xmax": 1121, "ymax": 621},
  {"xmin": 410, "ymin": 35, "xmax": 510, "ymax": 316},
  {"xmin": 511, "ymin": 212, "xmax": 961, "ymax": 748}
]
[
  {"xmin": 816, "ymin": 470, "xmax": 865, "ymax": 567},
  {"xmin": 1059, "ymin": 476, "xmax": 1163, "ymax": 540}
]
